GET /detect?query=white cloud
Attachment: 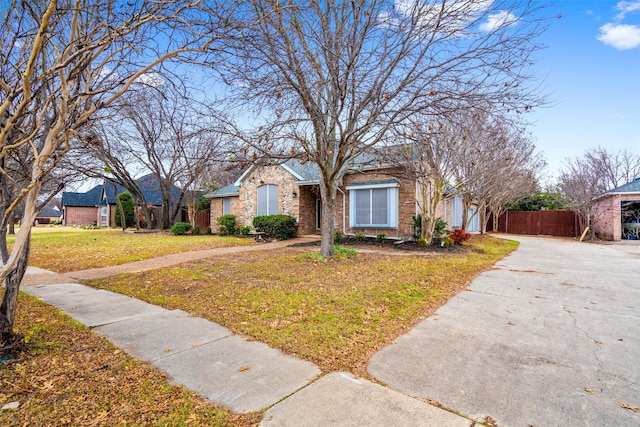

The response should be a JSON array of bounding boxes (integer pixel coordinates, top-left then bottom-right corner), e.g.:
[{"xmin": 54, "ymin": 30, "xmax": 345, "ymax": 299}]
[
  {"xmin": 135, "ymin": 72, "xmax": 165, "ymax": 87},
  {"xmin": 615, "ymin": 1, "xmax": 640, "ymax": 20},
  {"xmin": 479, "ymin": 10, "xmax": 518, "ymax": 32},
  {"xmin": 597, "ymin": 23, "xmax": 640, "ymax": 49}
]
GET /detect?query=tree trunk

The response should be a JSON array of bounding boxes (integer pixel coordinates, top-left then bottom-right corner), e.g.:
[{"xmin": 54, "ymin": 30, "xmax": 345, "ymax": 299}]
[
  {"xmin": 114, "ymin": 184, "xmax": 126, "ymax": 231},
  {"xmin": 0, "ymin": 231, "xmax": 30, "ymax": 346},
  {"xmin": 319, "ymin": 178, "xmax": 337, "ymax": 257}
]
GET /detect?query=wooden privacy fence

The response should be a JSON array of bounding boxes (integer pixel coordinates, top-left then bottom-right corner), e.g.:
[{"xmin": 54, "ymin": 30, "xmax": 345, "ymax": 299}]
[
  {"xmin": 184, "ymin": 210, "xmax": 211, "ymax": 231},
  {"xmin": 496, "ymin": 210, "xmax": 579, "ymax": 238}
]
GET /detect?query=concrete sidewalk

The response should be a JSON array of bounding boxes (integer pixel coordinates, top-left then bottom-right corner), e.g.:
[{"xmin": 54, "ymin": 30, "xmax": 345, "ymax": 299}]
[{"xmin": 21, "ymin": 237, "xmax": 471, "ymax": 426}]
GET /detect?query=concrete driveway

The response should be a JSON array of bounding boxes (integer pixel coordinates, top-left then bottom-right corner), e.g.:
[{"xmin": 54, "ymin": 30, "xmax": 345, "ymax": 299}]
[{"xmin": 369, "ymin": 236, "xmax": 640, "ymax": 426}]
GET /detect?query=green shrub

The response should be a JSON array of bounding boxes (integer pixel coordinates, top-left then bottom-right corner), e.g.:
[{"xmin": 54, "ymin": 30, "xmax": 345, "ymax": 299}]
[
  {"xmin": 441, "ymin": 236, "xmax": 454, "ymax": 248},
  {"xmin": 434, "ymin": 217, "xmax": 449, "ymax": 238},
  {"xmin": 205, "ymin": 226, "xmax": 212, "ymax": 235},
  {"xmin": 376, "ymin": 233, "xmax": 387, "ymax": 243},
  {"xmin": 253, "ymin": 214, "xmax": 297, "ymax": 240},
  {"xmin": 354, "ymin": 232, "xmax": 367, "ymax": 242},
  {"xmin": 417, "ymin": 238, "xmax": 428, "ymax": 248},
  {"xmin": 114, "ymin": 192, "xmax": 135, "ymax": 227},
  {"xmin": 171, "ymin": 222, "xmax": 192, "ymax": 235},
  {"xmin": 334, "ymin": 230, "xmax": 344, "ymax": 243},
  {"xmin": 238, "ymin": 225, "xmax": 252, "ymax": 235},
  {"xmin": 217, "ymin": 214, "xmax": 236, "ymax": 236},
  {"xmin": 192, "ymin": 226, "xmax": 201, "ymax": 235}
]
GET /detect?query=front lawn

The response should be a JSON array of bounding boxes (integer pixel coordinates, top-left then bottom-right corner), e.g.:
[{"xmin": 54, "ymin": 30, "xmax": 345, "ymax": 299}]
[
  {"xmin": 89, "ymin": 235, "xmax": 518, "ymax": 375},
  {"xmin": 8, "ymin": 227, "xmax": 254, "ymax": 273},
  {"xmin": 0, "ymin": 293, "xmax": 260, "ymax": 427}
]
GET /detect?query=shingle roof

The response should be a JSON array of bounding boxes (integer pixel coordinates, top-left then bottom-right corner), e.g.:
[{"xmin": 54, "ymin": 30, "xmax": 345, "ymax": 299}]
[
  {"xmin": 63, "ymin": 174, "xmax": 185, "ymax": 208},
  {"xmin": 61, "ymin": 185, "xmax": 103, "ymax": 207},
  {"xmin": 205, "ymin": 183, "xmax": 240, "ymax": 198},
  {"xmin": 609, "ymin": 177, "xmax": 640, "ymax": 194}
]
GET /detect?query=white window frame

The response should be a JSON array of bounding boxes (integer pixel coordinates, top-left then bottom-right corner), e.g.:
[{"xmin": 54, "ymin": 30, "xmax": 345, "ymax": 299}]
[
  {"xmin": 100, "ymin": 206, "xmax": 107, "ymax": 224},
  {"xmin": 257, "ymin": 184, "xmax": 279, "ymax": 216},
  {"xmin": 347, "ymin": 182, "xmax": 399, "ymax": 228}
]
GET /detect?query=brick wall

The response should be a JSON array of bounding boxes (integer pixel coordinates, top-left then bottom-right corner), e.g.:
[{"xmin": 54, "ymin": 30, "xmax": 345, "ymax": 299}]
[
  {"xmin": 341, "ymin": 168, "xmax": 416, "ymax": 239},
  {"xmin": 63, "ymin": 206, "xmax": 98, "ymax": 226},
  {"xmin": 593, "ymin": 193, "xmax": 640, "ymax": 240}
]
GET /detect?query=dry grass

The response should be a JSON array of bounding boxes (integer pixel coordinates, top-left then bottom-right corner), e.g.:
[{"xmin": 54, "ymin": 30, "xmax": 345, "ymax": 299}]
[
  {"xmin": 0, "ymin": 292, "xmax": 261, "ymax": 427},
  {"xmin": 89, "ymin": 235, "xmax": 518, "ymax": 376},
  {"xmin": 10, "ymin": 227, "xmax": 254, "ymax": 273}
]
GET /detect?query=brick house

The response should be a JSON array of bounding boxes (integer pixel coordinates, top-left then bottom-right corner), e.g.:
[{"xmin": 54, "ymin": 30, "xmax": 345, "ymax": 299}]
[
  {"xmin": 592, "ymin": 178, "xmax": 640, "ymax": 241},
  {"xmin": 206, "ymin": 159, "xmax": 478, "ymax": 239},
  {"xmin": 62, "ymin": 174, "xmax": 185, "ymax": 227}
]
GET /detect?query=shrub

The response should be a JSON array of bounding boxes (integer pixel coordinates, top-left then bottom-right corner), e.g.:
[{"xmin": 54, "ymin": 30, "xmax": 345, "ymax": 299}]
[
  {"xmin": 237, "ymin": 225, "xmax": 252, "ymax": 235},
  {"xmin": 441, "ymin": 236, "xmax": 454, "ymax": 248},
  {"xmin": 114, "ymin": 192, "xmax": 135, "ymax": 228},
  {"xmin": 434, "ymin": 217, "xmax": 449, "ymax": 238},
  {"xmin": 376, "ymin": 233, "xmax": 387, "ymax": 244},
  {"xmin": 217, "ymin": 214, "xmax": 236, "ymax": 236},
  {"xmin": 171, "ymin": 222, "xmax": 192, "ymax": 235},
  {"xmin": 449, "ymin": 228, "xmax": 471, "ymax": 244},
  {"xmin": 417, "ymin": 238, "xmax": 428, "ymax": 247},
  {"xmin": 253, "ymin": 214, "xmax": 297, "ymax": 240},
  {"xmin": 334, "ymin": 230, "xmax": 344, "ymax": 243},
  {"xmin": 192, "ymin": 226, "xmax": 201, "ymax": 235},
  {"xmin": 205, "ymin": 226, "xmax": 212, "ymax": 235},
  {"xmin": 354, "ymin": 232, "xmax": 367, "ymax": 242}
]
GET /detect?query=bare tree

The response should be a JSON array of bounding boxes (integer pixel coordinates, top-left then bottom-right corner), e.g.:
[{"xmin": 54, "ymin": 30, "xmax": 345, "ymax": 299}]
[
  {"xmin": 558, "ymin": 147, "xmax": 640, "ymax": 238},
  {"xmin": 453, "ymin": 112, "xmax": 543, "ymax": 232},
  {"xmin": 95, "ymin": 85, "xmax": 229, "ymax": 229},
  {"xmin": 0, "ymin": 0, "xmax": 228, "ymax": 346},
  {"xmin": 221, "ymin": 0, "xmax": 548, "ymax": 255}
]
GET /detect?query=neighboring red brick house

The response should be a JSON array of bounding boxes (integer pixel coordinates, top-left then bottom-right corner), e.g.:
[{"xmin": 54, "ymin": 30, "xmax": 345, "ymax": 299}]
[
  {"xmin": 206, "ymin": 159, "xmax": 478, "ymax": 239},
  {"xmin": 592, "ymin": 178, "xmax": 640, "ymax": 241},
  {"xmin": 62, "ymin": 174, "xmax": 185, "ymax": 227}
]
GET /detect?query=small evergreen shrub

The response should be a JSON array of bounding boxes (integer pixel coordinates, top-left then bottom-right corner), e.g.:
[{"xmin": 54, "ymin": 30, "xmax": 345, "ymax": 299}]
[
  {"xmin": 334, "ymin": 230, "xmax": 344, "ymax": 243},
  {"xmin": 237, "ymin": 225, "xmax": 252, "ymax": 235},
  {"xmin": 441, "ymin": 236, "xmax": 454, "ymax": 248},
  {"xmin": 217, "ymin": 214, "xmax": 236, "ymax": 236},
  {"xmin": 192, "ymin": 226, "xmax": 201, "ymax": 235},
  {"xmin": 252, "ymin": 214, "xmax": 297, "ymax": 240},
  {"xmin": 114, "ymin": 192, "xmax": 135, "ymax": 227},
  {"xmin": 205, "ymin": 226, "xmax": 212, "ymax": 235},
  {"xmin": 434, "ymin": 217, "xmax": 449, "ymax": 238},
  {"xmin": 418, "ymin": 238, "xmax": 428, "ymax": 247},
  {"xmin": 376, "ymin": 233, "xmax": 387, "ymax": 243},
  {"xmin": 449, "ymin": 228, "xmax": 471, "ymax": 244},
  {"xmin": 171, "ymin": 222, "xmax": 192, "ymax": 235}
]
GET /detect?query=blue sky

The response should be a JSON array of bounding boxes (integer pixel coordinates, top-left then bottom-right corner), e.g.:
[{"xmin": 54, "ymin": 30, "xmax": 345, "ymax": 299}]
[{"xmin": 529, "ymin": 0, "xmax": 640, "ymax": 180}]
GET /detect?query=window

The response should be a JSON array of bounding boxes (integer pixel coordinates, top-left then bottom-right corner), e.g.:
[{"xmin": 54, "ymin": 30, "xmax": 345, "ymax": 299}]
[
  {"xmin": 100, "ymin": 206, "xmax": 107, "ymax": 224},
  {"xmin": 257, "ymin": 184, "xmax": 278, "ymax": 216},
  {"xmin": 347, "ymin": 182, "xmax": 398, "ymax": 228},
  {"xmin": 222, "ymin": 197, "xmax": 231, "ymax": 215},
  {"xmin": 451, "ymin": 196, "xmax": 463, "ymax": 227}
]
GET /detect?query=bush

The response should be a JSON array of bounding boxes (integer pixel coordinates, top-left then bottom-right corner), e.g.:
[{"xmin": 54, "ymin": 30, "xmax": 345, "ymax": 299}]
[
  {"xmin": 192, "ymin": 226, "xmax": 201, "ymax": 235},
  {"xmin": 354, "ymin": 232, "xmax": 367, "ymax": 242},
  {"xmin": 449, "ymin": 228, "xmax": 471, "ymax": 244},
  {"xmin": 441, "ymin": 236, "xmax": 454, "ymax": 248},
  {"xmin": 114, "ymin": 192, "xmax": 135, "ymax": 228},
  {"xmin": 171, "ymin": 222, "xmax": 192, "ymax": 235},
  {"xmin": 237, "ymin": 225, "xmax": 252, "ymax": 235},
  {"xmin": 334, "ymin": 230, "xmax": 344, "ymax": 243},
  {"xmin": 434, "ymin": 217, "xmax": 449, "ymax": 238},
  {"xmin": 205, "ymin": 226, "xmax": 212, "ymax": 235},
  {"xmin": 252, "ymin": 214, "xmax": 297, "ymax": 240},
  {"xmin": 217, "ymin": 214, "xmax": 236, "ymax": 236},
  {"xmin": 376, "ymin": 233, "xmax": 387, "ymax": 244}
]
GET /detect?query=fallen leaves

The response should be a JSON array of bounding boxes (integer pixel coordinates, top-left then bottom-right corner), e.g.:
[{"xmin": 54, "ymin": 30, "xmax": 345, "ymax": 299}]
[
  {"xmin": 239, "ymin": 365, "xmax": 250, "ymax": 372},
  {"xmin": 584, "ymin": 387, "xmax": 598, "ymax": 395},
  {"xmin": 619, "ymin": 402, "xmax": 639, "ymax": 412}
]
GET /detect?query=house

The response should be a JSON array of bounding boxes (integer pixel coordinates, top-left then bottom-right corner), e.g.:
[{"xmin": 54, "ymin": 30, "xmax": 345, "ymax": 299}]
[
  {"xmin": 205, "ymin": 158, "xmax": 479, "ymax": 239},
  {"xmin": 36, "ymin": 200, "xmax": 63, "ymax": 225},
  {"xmin": 61, "ymin": 174, "xmax": 185, "ymax": 227},
  {"xmin": 592, "ymin": 178, "xmax": 640, "ymax": 241}
]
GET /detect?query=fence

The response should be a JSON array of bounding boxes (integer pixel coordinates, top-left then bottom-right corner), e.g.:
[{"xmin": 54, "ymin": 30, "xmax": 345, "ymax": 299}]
[
  {"xmin": 184, "ymin": 211, "xmax": 211, "ymax": 231},
  {"xmin": 496, "ymin": 210, "xmax": 579, "ymax": 238}
]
